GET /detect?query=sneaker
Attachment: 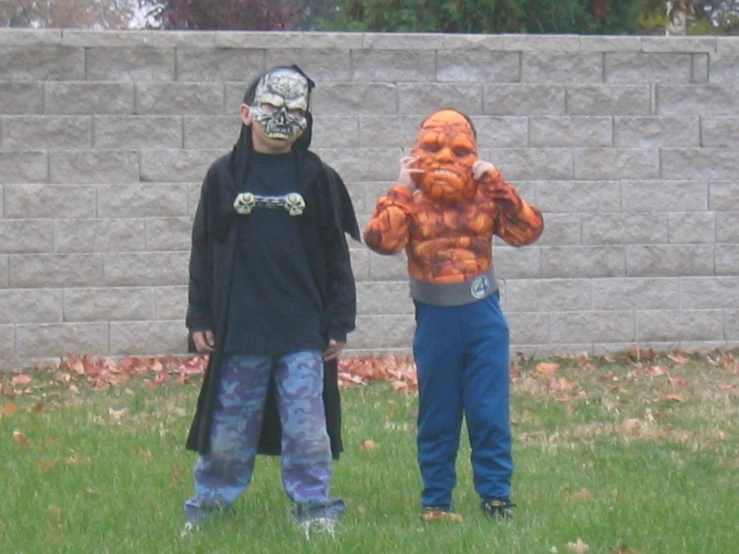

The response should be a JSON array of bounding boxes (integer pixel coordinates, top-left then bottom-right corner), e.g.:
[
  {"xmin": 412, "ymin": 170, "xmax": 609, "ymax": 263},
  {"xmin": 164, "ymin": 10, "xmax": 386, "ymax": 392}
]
[
  {"xmin": 481, "ymin": 499, "xmax": 514, "ymax": 521},
  {"xmin": 420, "ymin": 507, "xmax": 464, "ymax": 522},
  {"xmin": 299, "ymin": 517, "xmax": 337, "ymax": 540}
]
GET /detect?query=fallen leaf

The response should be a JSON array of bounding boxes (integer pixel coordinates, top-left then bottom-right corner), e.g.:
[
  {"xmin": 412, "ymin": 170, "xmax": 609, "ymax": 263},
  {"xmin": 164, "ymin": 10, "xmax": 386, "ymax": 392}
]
[
  {"xmin": 663, "ymin": 393, "xmax": 685, "ymax": 403},
  {"xmin": 48, "ymin": 506, "xmax": 62, "ymax": 519},
  {"xmin": 629, "ymin": 346, "xmax": 655, "ymax": 362},
  {"xmin": 535, "ymin": 362, "xmax": 560, "ymax": 377},
  {"xmin": 37, "ymin": 460, "xmax": 58, "ymax": 471},
  {"xmin": 31, "ymin": 402, "xmax": 45, "ymax": 413},
  {"xmin": 717, "ymin": 384, "xmax": 735, "ymax": 391},
  {"xmin": 108, "ymin": 407, "xmax": 127, "ymax": 421},
  {"xmin": 610, "ymin": 543, "xmax": 642, "ymax": 554},
  {"xmin": 567, "ymin": 538, "xmax": 590, "ymax": 553},
  {"xmin": 85, "ymin": 488, "xmax": 99, "ymax": 496},
  {"xmin": 569, "ymin": 488, "xmax": 592, "ymax": 501},
  {"xmin": 667, "ymin": 353, "xmax": 691, "ymax": 365},
  {"xmin": 1, "ymin": 402, "xmax": 18, "ymax": 416},
  {"xmin": 644, "ymin": 366, "xmax": 669, "ymax": 377},
  {"xmin": 361, "ymin": 439, "xmax": 377, "ymax": 450},
  {"xmin": 668, "ymin": 376, "xmax": 689, "ymax": 387},
  {"xmin": 69, "ymin": 385, "xmax": 80, "ymax": 394},
  {"xmin": 11, "ymin": 374, "xmax": 33, "ymax": 386},
  {"xmin": 12, "ymin": 430, "xmax": 30, "ymax": 445}
]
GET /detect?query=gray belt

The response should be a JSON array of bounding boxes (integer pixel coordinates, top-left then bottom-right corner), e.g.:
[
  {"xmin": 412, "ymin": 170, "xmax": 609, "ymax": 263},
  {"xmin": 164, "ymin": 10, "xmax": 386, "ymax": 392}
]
[{"xmin": 409, "ymin": 267, "xmax": 498, "ymax": 306}]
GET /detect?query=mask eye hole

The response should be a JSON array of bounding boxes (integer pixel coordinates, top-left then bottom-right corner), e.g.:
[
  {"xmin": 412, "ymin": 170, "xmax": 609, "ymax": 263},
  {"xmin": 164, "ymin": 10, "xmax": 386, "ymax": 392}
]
[
  {"xmin": 422, "ymin": 144, "xmax": 440, "ymax": 153},
  {"xmin": 454, "ymin": 147, "xmax": 472, "ymax": 157},
  {"xmin": 259, "ymin": 103, "xmax": 277, "ymax": 114},
  {"xmin": 287, "ymin": 108, "xmax": 305, "ymax": 118}
]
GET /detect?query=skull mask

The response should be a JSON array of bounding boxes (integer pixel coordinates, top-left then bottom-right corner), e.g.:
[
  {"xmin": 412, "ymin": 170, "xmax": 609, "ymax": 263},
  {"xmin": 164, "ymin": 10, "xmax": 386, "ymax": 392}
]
[
  {"xmin": 249, "ymin": 68, "xmax": 310, "ymax": 141},
  {"xmin": 411, "ymin": 110, "xmax": 478, "ymax": 204}
]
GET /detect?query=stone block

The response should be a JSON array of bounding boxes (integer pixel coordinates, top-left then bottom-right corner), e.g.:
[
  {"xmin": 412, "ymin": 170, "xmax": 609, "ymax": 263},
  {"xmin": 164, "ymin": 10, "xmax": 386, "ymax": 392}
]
[
  {"xmin": 0, "ymin": 220, "xmax": 53, "ymax": 253},
  {"xmin": 265, "ymin": 49, "xmax": 350, "ymax": 82},
  {"xmin": 317, "ymin": 148, "xmax": 400, "ymax": 182},
  {"xmin": 140, "ymin": 150, "xmax": 219, "ymax": 183},
  {"xmin": 312, "ymin": 83, "xmax": 398, "ymax": 116},
  {"xmin": 507, "ymin": 312, "xmax": 549, "ymax": 345},
  {"xmin": 15, "ymin": 322, "xmax": 108, "ymax": 357},
  {"xmin": 0, "ymin": 255, "xmax": 8, "ymax": 288},
  {"xmin": 217, "ymin": 31, "xmax": 363, "ymax": 50},
  {"xmin": 10, "ymin": 254, "xmax": 104, "ymax": 287},
  {"xmin": 621, "ymin": 181, "xmax": 708, "ymax": 212},
  {"xmin": 710, "ymin": 182, "xmax": 739, "ymax": 211},
  {"xmin": 146, "ymin": 217, "xmax": 192, "ymax": 251},
  {"xmin": 537, "ymin": 181, "xmax": 620, "ymax": 213},
  {"xmin": 398, "ymin": 83, "xmax": 483, "ymax": 116},
  {"xmin": 55, "ymin": 219, "xmax": 146, "ymax": 253},
  {"xmin": 0, "ymin": 29, "xmax": 62, "ymax": 47},
  {"xmin": 483, "ymin": 84, "xmax": 566, "ymax": 115},
  {"xmin": 692, "ymin": 54, "xmax": 709, "ymax": 84},
  {"xmin": 177, "ymin": 47, "xmax": 264, "ymax": 82},
  {"xmin": 715, "ymin": 245, "xmax": 739, "ymax": 276},
  {"xmin": 657, "ymin": 85, "xmax": 739, "ymax": 115},
  {"xmin": 183, "ymin": 116, "xmax": 241, "ymax": 150},
  {"xmin": 529, "ymin": 116, "xmax": 612, "ymax": 148},
  {"xmin": 614, "ymin": 116, "xmax": 699, "ymax": 147},
  {"xmin": 368, "ymin": 251, "xmax": 409, "ymax": 282},
  {"xmin": 97, "ymin": 183, "xmax": 189, "ymax": 218},
  {"xmin": 359, "ymin": 116, "xmax": 421, "ymax": 149},
  {"xmin": 350, "ymin": 247, "xmax": 370, "ymax": 282},
  {"xmin": 44, "ymin": 82, "xmax": 135, "ymax": 115},
  {"xmin": 534, "ymin": 213, "xmax": 581, "ymax": 246},
  {"xmin": 86, "ymin": 48, "xmax": 175, "ymax": 81},
  {"xmin": 135, "ymin": 83, "xmax": 224, "ymax": 115},
  {"xmin": 636, "ymin": 309, "xmax": 723, "ymax": 342},
  {"xmin": 437, "ymin": 50, "xmax": 519, "ymax": 83},
  {"xmin": 708, "ymin": 52, "xmax": 739, "ymax": 84},
  {"xmin": 103, "ymin": 252, "xmax": 189, "ymax": 286},
  {"xmin": 504, "ymin": 278, "xmax": 592, "ymax": 312},
  {"xmin": 2, "ymin": 115, "xmax": 92, "ymax": 150},
  {"xmin": 0, "ymin": 83, "xmax": 43, "ymax": 114},
  {"xmin": 343, "ymin": 315, "xmax": 378, "ymax": 351},
  {"xmin": 591, "ymin": 277, "xmax": 679, "ymax": 310},
  {"xmin": 487, "ymin": 148, "xmax": 573, "ymax": 181},
  {"xmin": 109, "ymin": 320, "xmax": 187, "ymax": 355},
  {"xmin": 188, "ymin": 183, "xmax": 203, "ymax": 215},
  {"xmin": 566, "ymin": 85, "xmax": 651, "ymax": 115},
  {"xmin": 579, "ymin": 36, "xmax": 642, "ymax": 52},
  {"xmin": 371, "ymin": 314, "xmax": 415, "ymax": 349},
  {"xmin": 641, "ymin": 36, "xmax": 717, "ymax": 53},
  {"xmin": 626, "ymin": 244, "xmax": 714, "ymax": 277},
  {"xmin": 357, "ymin": 281, "xmax": 413, "ymax": 315},
  {"xmin": 94, "ymin": 116, "xmax": 183, "ymax": 149},
  {"xmin": 155, "ymin": 286, "xmax": 187, "ymax": 320},
  {"xmin": 309, "ymin": 116, "xmax": 360, "ymax": 149},
  {"xmin": 726, "ymin": 311, "xmax": 739, "ymax": 340},
  {"xmin": 352, "ymin": 50, "xmax": 435, "ymax": 82},
  {"xmin": 717, "ymin": 213, "xmax": 739, "ymax": 243},
  {"xmin": 549, "ymin": 311, "xmax": 635, "ymax": 343},
  {"xmin": 64, "ymin": 287, "xmax": 156, "ymax": 321},
  {"xmin": 62, "ymin": 30, "xmax": 215, "ymax": 49},
  {"xmin": 716, "ymin": 37, "xmax": 739, "ymax": 54},
  {"xmin": 0, "ymin": 289, "xmax": 62, "ymax": 323},
  {"xmin": 700, "ymin": 117, "xmax": 739, "ymax": 147},
  {"xmin": 680, "ymin": 277, "xmax": 739, "ymax": 309},
  {"xmin": 49, "ymin": 150, "xmax": 139, "ymax": 184},
  {"xmin": 0, "ymin": 151, "xmax": 47, "ymax": 183},
  {"xmin": 583, "ymin": 213, "xmax": 667, "ymax": 245},
  {"xmin": 521, "ymin": 52, "xmax": 603, "ymax": 83},
  {"xmin": 668, "ymin": 212, "xmax": 716, "ymax": 244},
  {"xmin": 605, "ymin": 52, "xmax": 692, "ymax": 84},
  {"xmin": 0, "ymin": 46, "xmax": 84, "ymax": 81},
  {"xmin": 0, "ymin": 324, "xmax": 14, "ymax": 358},
  {"xmin": 471, "ymin": 116, "xmax": 528, "ymax": 148},
  {"xmin": 494, "ymin": 246, "xmax": 541, "ymax": 279},
  {"xmin": 575, "ymin": 148, "xmax": 659, "ymax": 180},
  {"xmin": 541, "ymin": 246, "xmax": 625, "ymax": 278},
  {"xmin": 661, "ymin": 148, "xmax": 739, "ymax": 180},
  {"xmin": 505, "ymin": 35, "xmax": 583, "ymax": 52}
]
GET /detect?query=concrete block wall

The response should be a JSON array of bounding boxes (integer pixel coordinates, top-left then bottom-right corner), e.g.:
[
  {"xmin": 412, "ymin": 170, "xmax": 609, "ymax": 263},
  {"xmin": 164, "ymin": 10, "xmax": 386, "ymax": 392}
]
[{"xmin": 1, "ymin": 29, "xmax": 738, "ymax": 365}]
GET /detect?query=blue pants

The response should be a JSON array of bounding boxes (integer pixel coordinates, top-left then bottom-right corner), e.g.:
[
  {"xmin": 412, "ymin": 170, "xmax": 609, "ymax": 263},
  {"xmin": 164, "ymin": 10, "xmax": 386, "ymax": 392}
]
[
  {"xmin": 184, "ymin": 351, "xmax": 345, "ymax": 523},
  {"xmin": 413, "ymin": 293, "xmax": 513, "ymax": 509}
]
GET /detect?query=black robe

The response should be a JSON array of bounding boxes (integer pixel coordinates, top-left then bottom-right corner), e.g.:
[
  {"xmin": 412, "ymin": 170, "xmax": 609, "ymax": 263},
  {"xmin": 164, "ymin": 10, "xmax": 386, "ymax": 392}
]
[{"xmin": 185, "ymin": 124, "xmax": 359, "ymax": 459}]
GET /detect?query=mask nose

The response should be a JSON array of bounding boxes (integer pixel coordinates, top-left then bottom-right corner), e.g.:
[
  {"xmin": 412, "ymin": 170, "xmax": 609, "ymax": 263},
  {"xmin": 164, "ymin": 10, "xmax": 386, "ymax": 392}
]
[
  {"xmin": 437, "ymin": 147, "xmax": 454, "ymax": 163},
  {"xmin": 274, "ymin": 107, "xmax": 288, "ymax": 125}
]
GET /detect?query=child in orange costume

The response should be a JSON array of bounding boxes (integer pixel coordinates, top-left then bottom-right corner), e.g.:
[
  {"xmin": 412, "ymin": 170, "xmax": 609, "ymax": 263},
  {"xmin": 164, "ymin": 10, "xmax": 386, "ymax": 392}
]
[{"xmin": 364, "ymin": 109, "xmax": 543, "ymax": 521}]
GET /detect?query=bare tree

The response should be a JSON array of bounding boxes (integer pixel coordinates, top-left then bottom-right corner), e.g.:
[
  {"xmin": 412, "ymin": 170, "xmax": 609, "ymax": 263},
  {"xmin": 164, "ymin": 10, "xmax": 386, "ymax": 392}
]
[{"xmin": 1, "ymin": 0, "xmax": 136, "ymax": 29}]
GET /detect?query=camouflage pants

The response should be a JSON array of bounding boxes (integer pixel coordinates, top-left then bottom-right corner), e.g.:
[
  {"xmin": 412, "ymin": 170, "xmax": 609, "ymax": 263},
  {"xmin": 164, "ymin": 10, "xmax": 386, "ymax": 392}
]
[{"xmin": 184, "ymin": 351, "xmax": 345, "ymax": 524}]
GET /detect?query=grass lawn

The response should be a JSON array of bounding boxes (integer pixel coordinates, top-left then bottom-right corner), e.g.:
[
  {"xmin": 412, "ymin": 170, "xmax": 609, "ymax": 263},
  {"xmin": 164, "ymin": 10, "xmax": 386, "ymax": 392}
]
[{"xmin": 1, "ymin": 350, "xmax": 737, "ymax": 554}]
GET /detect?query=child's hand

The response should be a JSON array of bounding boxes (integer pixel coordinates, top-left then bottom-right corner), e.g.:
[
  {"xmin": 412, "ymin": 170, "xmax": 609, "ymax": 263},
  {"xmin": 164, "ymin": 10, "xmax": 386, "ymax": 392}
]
[
  {"xmin": 192, "ymin": 330, "xmax": 215, "ymax": 353},
  {"xmin": 398, "ymin": 156, "xmax": 423, "ymax": 190},
  {"xmin": 474, "ymin": 160, "xmax": 521, "ymax": 210}
]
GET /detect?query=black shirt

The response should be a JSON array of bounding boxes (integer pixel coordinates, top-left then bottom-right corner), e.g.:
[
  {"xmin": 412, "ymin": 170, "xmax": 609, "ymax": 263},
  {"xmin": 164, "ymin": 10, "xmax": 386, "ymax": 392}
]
[{"xmin": 224, "ymin": 151, "xmax": 324, "ymax": 355}]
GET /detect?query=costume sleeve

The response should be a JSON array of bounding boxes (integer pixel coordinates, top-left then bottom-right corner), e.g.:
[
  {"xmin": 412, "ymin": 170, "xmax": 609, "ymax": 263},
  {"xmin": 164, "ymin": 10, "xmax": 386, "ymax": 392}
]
[
  {"xmin": 363, "ymin": 185, "xmax": 415, "ymax": 255},
  {"xmin": 321, "ymin": 166, "xmax": 358, "ymax": 343},
  {"xmin": 185, "ymin": 172, "xmax": 214, "ymax": 333},
  {"xmin": 481, "ymin": 169, "xmax": 544, "ymax": 246}
]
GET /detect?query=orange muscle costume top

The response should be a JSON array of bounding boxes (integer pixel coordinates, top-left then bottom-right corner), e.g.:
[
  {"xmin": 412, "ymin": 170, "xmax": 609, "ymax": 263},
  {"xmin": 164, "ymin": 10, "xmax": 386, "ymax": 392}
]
[{"xmin": 364, "ymin": 110, "xmax": 544, "ymax": 286}]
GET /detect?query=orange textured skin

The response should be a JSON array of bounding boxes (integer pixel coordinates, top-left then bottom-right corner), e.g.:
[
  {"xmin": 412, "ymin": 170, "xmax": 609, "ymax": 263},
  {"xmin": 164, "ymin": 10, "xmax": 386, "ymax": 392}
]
[{"xmin": 364, "ymin": 111, "xmax": 544, "ymax": 284}]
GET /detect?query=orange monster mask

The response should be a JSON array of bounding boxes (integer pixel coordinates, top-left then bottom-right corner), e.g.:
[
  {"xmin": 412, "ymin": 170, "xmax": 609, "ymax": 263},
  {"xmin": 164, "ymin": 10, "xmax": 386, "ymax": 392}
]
[{"xmin": 411, "ymin": 109, "xmax": 478, "ymax": 204}]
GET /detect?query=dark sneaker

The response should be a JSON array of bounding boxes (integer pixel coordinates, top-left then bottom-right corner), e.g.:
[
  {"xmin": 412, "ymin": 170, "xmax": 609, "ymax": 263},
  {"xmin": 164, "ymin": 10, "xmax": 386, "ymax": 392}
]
[
  {"xmin": 420, "ymin": 507, "xmax": 464, "ymax": 522},
  {"xmin": 481, "ymin": 499, "xmax": 514, "ymax": 521}
]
